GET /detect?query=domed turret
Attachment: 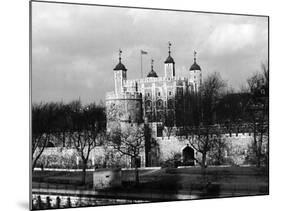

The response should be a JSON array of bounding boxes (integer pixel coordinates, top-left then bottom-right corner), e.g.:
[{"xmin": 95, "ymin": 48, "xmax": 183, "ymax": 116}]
[
  {"xmin": 189, "ymin": 51, "xmax": 201, "ymax": 71},
  {"xmin": 164, "ymin": 55, "xmax": 175, "ymax": 64},
  {"xmin": 189, "ymin": 51, "xmax": 202, "ymax": 92},
  {"xmin": 164, "ymin": 41, "xmax": 175, "ymax": 64},
  {"xmin": 189, "ymin": 62, "xmax": 201, "ymax": 71},
  {"xmin": 114, "ymin": 62, "xmax": 127, "ymax": 71},
  {"xmin": 114, "ymin": 49, "xmax": 127, "ymax": 71},
  {"xmin": 113, "ymin": 49, "xmax": 127, "ymax": 94},
  {"xmin": 164, "ymin": 42, "xmax": 175, "ymax": 78},
  {"xmin": 147, "ymin": 59, "xmax": 158, "ymax": 78},
  {"xmin": 189, "ymin": 50, "xmax": 201, "ymax": 71}
]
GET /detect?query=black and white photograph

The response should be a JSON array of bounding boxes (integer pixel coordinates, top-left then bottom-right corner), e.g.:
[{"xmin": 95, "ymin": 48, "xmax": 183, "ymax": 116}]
[{"xmin": 30, "ymin": 1, "xmax": 269, "ymax": 210}]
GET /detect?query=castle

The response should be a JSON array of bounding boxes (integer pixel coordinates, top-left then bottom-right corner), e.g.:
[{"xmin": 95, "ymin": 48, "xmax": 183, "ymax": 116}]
[
  {"xmin": 105, "ymin": 42, "xmax": 206, "ymax": 167},
  {"xmin": 105, "ymin": 42, "xmax": 255, "ymax": 168},
  {"xmin": 106, "ymin": 42, "xmax": 202, "ymax": 126},
  {"xmin": 34, "ymin": 43, "xmax": 260, "ymax": 170}
]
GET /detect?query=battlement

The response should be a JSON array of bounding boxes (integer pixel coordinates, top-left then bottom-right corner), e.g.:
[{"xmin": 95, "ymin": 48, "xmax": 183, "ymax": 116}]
[
  {"xmin": 124, "ymin": 80, "xmax": 138, "ymax": 86},
  {"xmin": 106, "ymin": 91, "xmax": 142, "ymax": 100},
  {"xmin": 125, "ymin": 76, "xmax": 189, "ymax": 85}
]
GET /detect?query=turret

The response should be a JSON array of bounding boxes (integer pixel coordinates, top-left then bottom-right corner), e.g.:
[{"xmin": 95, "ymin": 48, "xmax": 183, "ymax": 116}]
[
  {"xmin": 164, "ymin": 42, "xmax": 175, "ymax": 78},
  {"xmin": 113, "ymin": 49, "xmax": 127, "ymax": 95},
  {"xmin": 147, "ymin": 59, "xmax": 158, "ymax": 78},
  {"xmin": 189, "ymin": 51, "xmax": 202, "ymax": 92}
]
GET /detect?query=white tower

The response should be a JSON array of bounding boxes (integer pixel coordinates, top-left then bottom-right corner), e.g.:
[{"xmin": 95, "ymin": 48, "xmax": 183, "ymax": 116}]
[
  {"xmin": 189, "ymin": 51, "xmax": 202, "ymax": 92},
  {"xmin": 164, "ymin": 42, "xmax": 175, "ymax": 78},
  {"xmin": 113, "ymin": 49, "xmax": 127, "ymax": 95}
]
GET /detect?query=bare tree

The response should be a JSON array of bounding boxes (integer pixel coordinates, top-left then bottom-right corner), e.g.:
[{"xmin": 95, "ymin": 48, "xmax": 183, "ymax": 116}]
[
  {"xmin": 200, "ymin": 72, "xmax": 227, "ymax": 125},
  {"xmin": 187, "ymin": 127, "xmax": 215, "ymax": 168},
  {"xmin": 163, "ymin": 115, "xmax": 175, "ymax": 139},
  {"xmin": 185, "ymin": 72, "xmax": 227, "ymax": 168},
  {"xmin": 246, "ymin": 62, "xmax": 269, "ymax": 167},
  {"xmin": 208, "ymin": 134, "xmax": 228, "ymax": 165},
  {"xmin": 52, "ymin": 102, "xmax": 72, "ymax": 147},
  {"xmin": 109, "ymin": 124, "xmax": 145, "ymax": 185},
  {"xmin": 32, "ymin": 103, "xmax": 58, "ymax": 171},
  {"xmin": 69, "ymin": 101, "xmax": 106, "ymax": 184}
]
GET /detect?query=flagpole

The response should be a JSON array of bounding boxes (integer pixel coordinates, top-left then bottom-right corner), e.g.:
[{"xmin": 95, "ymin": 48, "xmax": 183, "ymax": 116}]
[{"xmin": 141, "ymin": 52, "xmax": 143, "ymax": 78}]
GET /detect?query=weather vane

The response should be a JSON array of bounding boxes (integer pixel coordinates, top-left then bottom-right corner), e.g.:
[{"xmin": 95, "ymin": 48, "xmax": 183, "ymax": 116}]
[
  {"xmin": 151, "ymin": 58, "xmax": 154, "ymax": 70},
  {"xmin": 168, "ymin": 41, "xmax": 171, "ymax": 55},
  {"xmin": 119, "ymin": 48, "xmax": 122, "ymax": 62},
  {"xmin": 194, "ymin": 50, "xmax": 197, "ymax": 62}
]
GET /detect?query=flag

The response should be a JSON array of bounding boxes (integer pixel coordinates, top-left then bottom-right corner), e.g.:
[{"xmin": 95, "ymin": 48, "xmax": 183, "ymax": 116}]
[{"xmin": 141, "ymin": 50, "xmax": 148, "ymax": 55}]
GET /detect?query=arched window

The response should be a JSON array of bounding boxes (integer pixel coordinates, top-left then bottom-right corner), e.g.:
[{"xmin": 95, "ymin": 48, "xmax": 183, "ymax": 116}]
[
  {"xmin": 167, "ymin": 99, "xmax": 174, "ymax": 109},
  {"xmin": 156, "ymin": 112, "xmax": 164, "ymax": 122},
  {"xmin": 145, "ymin": 100, "xmax": 152, "ymax": 110},
  {"xmin": 145, "ymin": 112, "xmax": 152, "ymax": 122},
  {"xmin": 156, "ymin": 99, "xmax": 163, "ymax": 109},
  {"xmin": 177, "ymin": 88, "xmax": 183, "ymax": 96}
]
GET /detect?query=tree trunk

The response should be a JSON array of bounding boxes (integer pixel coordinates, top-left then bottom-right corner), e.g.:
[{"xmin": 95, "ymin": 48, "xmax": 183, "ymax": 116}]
[
  {"xmin": 201, "ymin": 155, "xmax": 207, "ymax": 183},
  {"xmin": 217, "ymin": 144, "xmax": 222, "ymax": 165},
  {"xmin": 201, "ymin": 152, "xmax": 207, "ymax": 169},
  {"xmin": 82, "ymin": 160, "xmax": 87, "ymax": 185},
  {"xmin": 62, "ymin": 132, "xmax": 66, "ymax": 147},
  {"xmin": 135, "ymin": 166, "xmax": 139, "ymax": 186},
  {"xmin": 253, "ymin": 123, "xmax": 258, "ymax": 166},
  {"xmin": 32, "ymin": 136, "xmax": 48, "ymax": 171},
  {"xmin": 257, "ymin": 132, "xmax": 263, "ymax": 168}
]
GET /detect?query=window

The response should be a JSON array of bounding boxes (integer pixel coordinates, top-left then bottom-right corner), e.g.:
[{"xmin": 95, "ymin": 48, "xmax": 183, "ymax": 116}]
[
  {"xmin": 156, "ymin": 100, "xmax": 163, "ymax": 109},
  {"xmin": 167, "ymin": 99, "xmax": 174, "ymax": 109},
  {"xmin": 157, "ymin": 125, "xmax": 163, "ymax": 137},
  {"xmin": 177, "ymin": 88, "xmax": 183, "ymax": 97},
  {"xmin": 169, "ymin": 91, "xmax": 172, "ymax": 96},
  {"xmin": 145, "ymin": 100, "xmax": 152, "ymax": 110},
  {"xmin": 156, "ymin": 112, "xmax": 164, "ymax": 122},
  {"xmin": 145, "ymin": 112, "xmax": 152, "ymax": 122},
  {"xmin": 158, "ymin": 92, "xmax": 161, "ymax": 96}
]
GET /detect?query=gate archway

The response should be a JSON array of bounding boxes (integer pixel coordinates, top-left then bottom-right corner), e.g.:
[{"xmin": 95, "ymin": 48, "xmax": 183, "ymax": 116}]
[{"xmin": 182, "ymin": 146, "xmax": 195, "ymax": 166}]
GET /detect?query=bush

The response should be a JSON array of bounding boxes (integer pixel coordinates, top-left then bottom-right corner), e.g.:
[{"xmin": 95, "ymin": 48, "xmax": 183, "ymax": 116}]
[{"xmin": 36, "ymin": 153, "xmax": 79, "ymax": 169}]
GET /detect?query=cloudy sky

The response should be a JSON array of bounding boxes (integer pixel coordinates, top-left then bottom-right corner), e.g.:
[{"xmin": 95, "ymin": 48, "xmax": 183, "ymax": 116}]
[{"xmin": 32, "ymin": 2, "xmax": 268, "ymax": 104}]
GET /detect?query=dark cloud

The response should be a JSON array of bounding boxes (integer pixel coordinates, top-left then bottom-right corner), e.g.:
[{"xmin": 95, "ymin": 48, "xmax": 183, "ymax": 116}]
[{"xmin": 32, "ymin": 2, "xmax": 268, "ymax": 104}]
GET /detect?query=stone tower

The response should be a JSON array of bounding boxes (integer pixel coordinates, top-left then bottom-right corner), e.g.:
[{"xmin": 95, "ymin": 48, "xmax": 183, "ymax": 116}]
[
  {"xmin": 106, "ymin": 49, "xmax": 143, "ymax": 131},
  {"xmin": 189, "ymin": 51, "xmax": 202, "ymax": 92},
  {"xmin": 164, "ymin": 42, "xmax": 175, "ymax": 78},
  {"xmin": 113, "ymin": 49, "xmax": 127, "ymax": 95}
]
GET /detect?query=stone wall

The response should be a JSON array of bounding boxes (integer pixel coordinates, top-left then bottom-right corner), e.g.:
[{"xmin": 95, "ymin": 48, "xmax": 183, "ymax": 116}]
[
  {"xmin": 223, "ymin": 134, "xmax": 253, "ymax": 165},
  {"xmin": 37, "ymin": 145, "xmax": 146, "ymax": 169},
  {"xmin": 156, "ymin": 136, "xmax": 189, "ymax": 162},
  {"xmin": 156, "ymin": 133, "xmax": 255, "ymax": 166},
  {"xmin": 93, "ymin": 168, "xmax": 122, "ymax": 189},
  {"xmin": 36, "ymin": 132, "xmax": 264, "ymax": 169}
]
